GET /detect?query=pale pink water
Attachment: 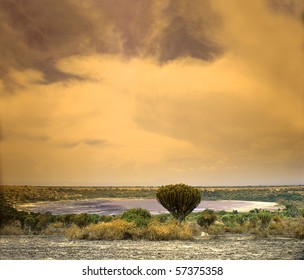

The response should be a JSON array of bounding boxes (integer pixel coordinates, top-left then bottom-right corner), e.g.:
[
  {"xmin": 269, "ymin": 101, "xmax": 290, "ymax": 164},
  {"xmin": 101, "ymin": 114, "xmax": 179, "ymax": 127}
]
[{"xmin": 17, "ymin": 199, "xmax": 279, "ymax": 215}]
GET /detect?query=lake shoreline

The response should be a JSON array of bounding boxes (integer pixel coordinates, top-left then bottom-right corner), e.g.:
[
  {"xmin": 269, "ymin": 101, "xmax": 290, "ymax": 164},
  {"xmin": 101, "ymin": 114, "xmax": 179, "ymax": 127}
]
[{"xmin": 16, "ymin": 198, "xmax": 280, "ymax": 215}]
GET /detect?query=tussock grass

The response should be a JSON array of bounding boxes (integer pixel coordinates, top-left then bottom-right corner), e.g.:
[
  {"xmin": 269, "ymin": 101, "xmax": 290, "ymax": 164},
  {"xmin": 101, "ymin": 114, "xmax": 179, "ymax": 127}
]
[
  {"xmin": 143, "ymin": 221, "xmax": 195, "ymax": 241},
  {"xmin": 41, "ymin": 222, "xmax": 66, "ymax": 235},
  {"xmin": 85, "ymin": 220, "xmax": 135, "ymax": 240},
  {"xmin": 66, "ymin": 220, "xmax": 198, "ymax": 241},
  {"xmin": 0, "ymin": 221, "xmax": 24, "ymax": 235}
]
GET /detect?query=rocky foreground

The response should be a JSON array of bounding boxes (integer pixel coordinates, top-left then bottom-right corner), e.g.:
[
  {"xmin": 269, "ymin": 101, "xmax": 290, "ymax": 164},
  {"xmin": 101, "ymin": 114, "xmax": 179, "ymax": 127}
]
[{"xmin": 0, "ymin": 235, "xmax": 303, "ymax": 260}]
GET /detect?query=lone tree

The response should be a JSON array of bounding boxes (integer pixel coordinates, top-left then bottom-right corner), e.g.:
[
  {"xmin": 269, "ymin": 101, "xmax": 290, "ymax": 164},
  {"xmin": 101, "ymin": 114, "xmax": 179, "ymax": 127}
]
[{"xmin": 156, "ymin": 183, "xmax": 201, "ymax": 222}]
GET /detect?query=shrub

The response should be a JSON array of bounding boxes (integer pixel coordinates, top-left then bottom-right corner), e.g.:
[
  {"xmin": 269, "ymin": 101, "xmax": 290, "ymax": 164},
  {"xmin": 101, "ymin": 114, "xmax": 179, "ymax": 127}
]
[
  {"xmin": 74, "ymin": 220, "xmax": 135, "ymax": 240},
  {"xmin": 99, "ymin": 215, "xmax": 114, "ymax": 223},
  {"xmin": 121, "ymin": 208, "xmax": 151, "ymax": 227},
  {"xmin": 0, "ymin": 221, "xmax": 24, "ymax": 235},
  {"xmin": 72, "ymin": 213, "xmax": 92, "ymax": 228},
  {"xmin": 197, "ymin": 209, "xmax": 217, "ymax": 227},
  {"xmin": 257, "ymin": 211, "xmax": 272, "ymax": 229},
  {"xmin": 156, "ymin": 184, "xmax": 201, "ymax": 222},
  {"xmin": 206, "ymin": 224, "xmax": 225, "ymax": 237},
  {"xmin": 66, "ymin": 225, "xmax": 87, "ymax": 240},
  {"xmin": 221, "ymin": 214, "xmax": 236, "ymax": 225},
  {"xmin": 41, "ymin": 222, "xmax": 65, "ymax": 235},
  {"xmin": 218, "ymin": 210, "xmax": 227, "ymax": 216},
  {"xmin": 35, "ymin": 213, "xmax": 55, "ymax": 231},
  {"xmin": 235, "ymin": 214, "xmax": 247, "ymax": 225},
  {"xmin": 268, "ymin": 222, "xmax": 285, "ymax": 236},
  {"xmin": 293, "ymin": 223, "xmax": 304, "ymax": 239},
  {"xmin": 144, "ymin": 221, "xmax": 194, "ymax": 240},
  {"xmin": 152, "ymin": 213, "xmax": 172, "ymax": 223},
  {"xmin": 282, "ymin": 204, "xmax": 300, "ymax": 217},
  {"xmin": 59, "ymin": 214, "xmax": 76, "ymax": 226},
  {"xmin": 65, "ymin": 219, "xmax": 198, "ymax": 241},
  {"xmin": 24, "ymin": 216, "xmax": 36, "ymax": 233},
  {"xmin": 248, "ymin": 215, "xmax": 258, "ymax": 228},
  {"xmin": 273, "ymin": 214, "xmax": 282, "ymax": 224}
]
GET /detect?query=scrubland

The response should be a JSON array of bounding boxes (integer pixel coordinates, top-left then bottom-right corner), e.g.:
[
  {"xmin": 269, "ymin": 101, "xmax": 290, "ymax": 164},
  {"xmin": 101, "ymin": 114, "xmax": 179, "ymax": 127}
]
[
  {"xmin": 0, "ymin": 185, "xmax": 303, "ymax": 240},
  {"xmin": 1, "ymin": 185, "xmax": 303, "ymax": 259}
]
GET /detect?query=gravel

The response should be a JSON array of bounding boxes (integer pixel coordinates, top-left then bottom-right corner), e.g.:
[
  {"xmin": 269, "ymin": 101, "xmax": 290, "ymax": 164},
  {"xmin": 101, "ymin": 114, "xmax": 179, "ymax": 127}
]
[{"xmin": 1, "ymin": 235, "xmax": 303, "ymax": 260}]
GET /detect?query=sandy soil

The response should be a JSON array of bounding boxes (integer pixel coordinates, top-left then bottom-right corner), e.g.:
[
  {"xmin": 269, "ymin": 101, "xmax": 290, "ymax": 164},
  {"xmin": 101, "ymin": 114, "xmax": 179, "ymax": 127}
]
[{"xmin": 0, "ymin": 235, "xmax": 303, "ymax": 260}]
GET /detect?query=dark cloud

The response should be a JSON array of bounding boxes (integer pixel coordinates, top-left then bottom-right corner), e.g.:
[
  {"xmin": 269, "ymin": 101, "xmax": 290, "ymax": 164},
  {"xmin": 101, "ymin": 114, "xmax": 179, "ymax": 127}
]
[
  {"xmin": 267, "ymin": 0, "xmax": 304, "ymax": 17},
  {"xmin": 0, "ymin": 0, "xmax": 109, "ymax": 87},
  {"xmin": 58, "ymin": 138, "xmax": 107, "ymax": 149},
  {"xmin": 1, "ymin": 128, "xmax": 50, "ymax": 142},
  {"xmin": 0, "ymin": 0, "xmax": 223, "ymax": 89},
  {"xmin": 97, "ymin": 0, "xmax": 154, "ymax": 56},
  {"xmin": 158, "ymin": 15, "xmax": 221, "ymax": 62},
  {"xmin": 83, "ymin": 139, "xmax": 108, "ymax": 146},
  {"xmin": 158, "ymin": 0, "xmax": 222, "ymax": 62}
]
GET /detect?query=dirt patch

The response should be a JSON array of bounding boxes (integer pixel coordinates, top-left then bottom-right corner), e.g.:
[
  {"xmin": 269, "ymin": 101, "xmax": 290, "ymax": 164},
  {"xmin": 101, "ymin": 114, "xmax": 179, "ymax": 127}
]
[{"xmin": 0, "ymin": 235, "xmax": 303, "ymax": 260}]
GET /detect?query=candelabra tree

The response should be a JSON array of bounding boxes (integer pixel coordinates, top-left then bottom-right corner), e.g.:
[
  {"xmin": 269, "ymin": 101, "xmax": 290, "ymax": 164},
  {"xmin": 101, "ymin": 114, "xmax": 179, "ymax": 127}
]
[{"xmin": 156, "ymin": 184, "xmax": 201, "ymax": 223}]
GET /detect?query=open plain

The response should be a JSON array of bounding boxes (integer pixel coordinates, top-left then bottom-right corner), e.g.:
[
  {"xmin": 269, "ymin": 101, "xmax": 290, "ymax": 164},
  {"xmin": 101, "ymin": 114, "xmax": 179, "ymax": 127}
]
[{"xmin": 0, "ymin": 235, "xmax": 303, "ymax": 260}]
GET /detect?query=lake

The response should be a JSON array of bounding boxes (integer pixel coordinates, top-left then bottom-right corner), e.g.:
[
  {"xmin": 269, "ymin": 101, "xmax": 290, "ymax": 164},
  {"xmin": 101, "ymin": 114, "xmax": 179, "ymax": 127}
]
[{"xmin": 17, "ymin": 198, "xmax": 279, "ymax": 215}]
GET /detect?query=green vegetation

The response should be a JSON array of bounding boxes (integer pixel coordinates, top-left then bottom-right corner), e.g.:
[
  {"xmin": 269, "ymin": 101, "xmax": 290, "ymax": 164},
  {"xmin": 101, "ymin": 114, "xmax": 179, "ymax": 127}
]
[
  {"xmin": 156, "ymin": 184, "xmax": 201, "ymax": 222},
  {"xmin": 1, "ymin": 185, "xmax": 303, "ymax": 240},
  {"xmin": 120, "ymin": 208, "xmax": 152, "ymax": 227},
  {"xmin": 1, "ymin": 202, "xmax": 303, "ymax": 240},
  {"xmin": 0, "ymin": 185, "xmax": 157, "ymax": 204},
  {"xmin": 196, "ymin": 209, "xmax": 217, "ymax": 227},
  {"xmin": 200, "ymin": 186, "xmax": 304, "ymax": 206},
  {"xmin": 1, "ymin": 185, "xmax": 303, "ymax": 206}
]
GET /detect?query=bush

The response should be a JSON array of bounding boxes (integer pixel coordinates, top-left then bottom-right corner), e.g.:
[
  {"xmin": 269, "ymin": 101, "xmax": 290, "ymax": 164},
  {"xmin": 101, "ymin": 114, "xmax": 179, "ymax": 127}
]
[
  {"xmin": 24, "ymin": 216, "xmax": 36, "ymax": 233},
  {"xmin": 99, "ymin": 215, "xmax": 114, "ymax": 223},
  {"xmin": 152, "ymin": 213, "xmax": 172, "ymax": 223},
  {"xmin": 248, "ymin": 215, "xmax": 258, "ymax": 228},
  {"xmin": 206, "ymin": 224, "xmax": 225, "ymax": 237},
  {"xmin": 86, "ymin": 220, "xmax": 135, "ymax": 240},
  {"xmin": 66, "ymin": 220, "xmax": 136, "ymax": 240},
  {"xmin": 121, "ymin": 208, "xmax": 152, "ymax": 227},
  {"xmin": 156, "ymin": 184, "xmax": 201, "ymax": 222},
  {"xmin": 144, "ymin": 221, "xmax": 194, "ymax": 240},
  {"xmin": 72, "ymin": 213, "xmax": 92, "ymax": 228},
  {"xmin": 58, "ymin": 214, "xmax": 76, "ymax": 226},
  {"xmin": 221, "ymin": 214, "xmax": 236, "ymax": 225},
  {"xmin": 293, "ymin": 223, "xmax": 304, "ymax": 239},
  {"xmin": 197, "ymin": 209, "xmax": 217, "ymax": 227},
  {"xmin": 41, "ymin": 222, "xmax": 65, "ymax": 235},
  {"xmin": 65, "ymin": 219, "xmax": 199, "ymax": 241},
  {"xmin": 257, "ymin": 211, "xmax": 272, "ymax": 228},
  {"xmin": 66, "ymin": 225, "xmax": 87, "ymax": 240},
  {"xmin": 0, "ymin": 221, "xmax": 24, "ymax": 235},
  {"xmin": 282, "ymin": 204, "xmax": 300, "ymax": 217}
]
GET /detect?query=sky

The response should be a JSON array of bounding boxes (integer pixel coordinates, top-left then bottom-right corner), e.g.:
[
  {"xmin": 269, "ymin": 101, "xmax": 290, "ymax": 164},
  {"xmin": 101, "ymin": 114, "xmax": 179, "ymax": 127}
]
[{"xmin": 0, "ymin": 0, "xmax": 303, "ymax": 186}]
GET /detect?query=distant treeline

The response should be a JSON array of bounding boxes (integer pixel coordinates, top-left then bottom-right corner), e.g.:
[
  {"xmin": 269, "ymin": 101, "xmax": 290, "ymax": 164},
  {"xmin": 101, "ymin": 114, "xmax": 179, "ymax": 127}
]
[{"xmin": 0, "ymin": 185, "xmax": 303, "ymax": 206}]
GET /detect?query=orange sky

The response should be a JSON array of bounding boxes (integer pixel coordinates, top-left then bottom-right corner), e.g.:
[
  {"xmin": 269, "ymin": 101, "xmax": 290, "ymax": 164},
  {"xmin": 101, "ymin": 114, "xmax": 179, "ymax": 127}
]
[{"xmin": 0, "ymin": 0, "xmax": 303, "ymax": 186}]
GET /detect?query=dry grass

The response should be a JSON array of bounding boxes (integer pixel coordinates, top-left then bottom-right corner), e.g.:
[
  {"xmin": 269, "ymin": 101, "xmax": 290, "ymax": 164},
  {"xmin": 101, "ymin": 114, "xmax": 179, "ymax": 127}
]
[
  {"xmin": 65, "ymin": 220, "xmax": 199, "ymax": 241},
  {"xmin": 143, "ymin": 221, "xmax": 195, "ymax": 241},
  {"xmin": 206, "ymin": 224, "xmax": 225, "ymax": 236},
  {"xmin": 41, "ymin": 222, "xmax": 66, "ymax": 235},
  {"xmin": 85, "ymin": 220, "xmax": 135, "ymax": 240},
  {"xmin": 0, "ymin": 221, "xmax": 24, "ymax": 235}
]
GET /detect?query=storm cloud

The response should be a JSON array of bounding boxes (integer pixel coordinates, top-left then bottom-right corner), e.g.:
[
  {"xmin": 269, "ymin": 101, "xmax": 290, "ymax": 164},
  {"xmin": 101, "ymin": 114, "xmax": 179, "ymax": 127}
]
[
  {"xmin": 0, "ymin": 0, "xmax": 303, "ymax": 186},
  {"xmin": 0, "ymin": 0, "xmax": 224, "ymax": 88}
]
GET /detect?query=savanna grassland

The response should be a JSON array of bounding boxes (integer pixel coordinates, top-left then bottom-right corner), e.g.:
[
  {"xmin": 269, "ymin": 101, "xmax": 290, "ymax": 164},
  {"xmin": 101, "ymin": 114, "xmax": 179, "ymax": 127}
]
[
  {"xmin": 0, "ymin": 185, "xmax": 304, "ymax": 260},
  {"xmin": 1, "ymin": 185, "xmax": 304, "ymax": 205}
]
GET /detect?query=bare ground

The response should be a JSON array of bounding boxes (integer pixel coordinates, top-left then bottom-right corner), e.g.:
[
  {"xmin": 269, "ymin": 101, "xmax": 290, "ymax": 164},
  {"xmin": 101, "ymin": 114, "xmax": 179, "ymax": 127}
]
[{"xmin": 0, "ymin": 235, "xmax": 303, "ymax": 260}]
